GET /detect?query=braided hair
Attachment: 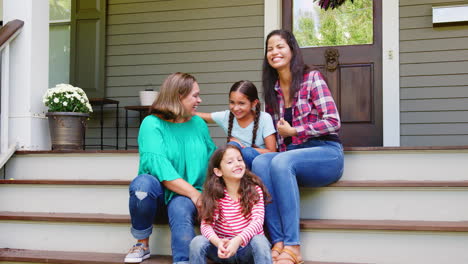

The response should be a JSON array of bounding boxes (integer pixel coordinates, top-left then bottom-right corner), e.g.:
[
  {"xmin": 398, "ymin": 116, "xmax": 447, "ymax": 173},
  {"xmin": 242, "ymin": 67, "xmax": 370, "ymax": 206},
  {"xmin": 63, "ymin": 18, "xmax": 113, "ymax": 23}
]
[{"xmin": 226, "ymin": 80, "xmax": 261, "ymax": 148}]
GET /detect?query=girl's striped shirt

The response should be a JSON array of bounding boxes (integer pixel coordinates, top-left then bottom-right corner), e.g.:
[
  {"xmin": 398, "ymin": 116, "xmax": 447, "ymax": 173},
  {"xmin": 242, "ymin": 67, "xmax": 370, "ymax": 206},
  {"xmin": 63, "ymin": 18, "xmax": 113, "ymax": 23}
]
[{"xmin": 200, "ymin": 185, "xmax": 265, "ymax": 247}]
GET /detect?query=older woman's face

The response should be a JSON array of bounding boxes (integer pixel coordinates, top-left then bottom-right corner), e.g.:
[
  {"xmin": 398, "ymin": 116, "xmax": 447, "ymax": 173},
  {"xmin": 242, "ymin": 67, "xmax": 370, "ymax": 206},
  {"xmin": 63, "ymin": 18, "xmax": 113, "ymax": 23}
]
[
  {"xmin": 181, "ymin": 82, "xmax": 202, "ymax": 116},
  {"xmin": 266, "ymin": 35, "xmax": 292, "ymax": 72}
]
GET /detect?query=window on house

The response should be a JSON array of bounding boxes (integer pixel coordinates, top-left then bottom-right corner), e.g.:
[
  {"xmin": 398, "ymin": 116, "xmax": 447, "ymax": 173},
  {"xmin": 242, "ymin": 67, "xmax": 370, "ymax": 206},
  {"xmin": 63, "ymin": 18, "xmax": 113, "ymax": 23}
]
[
  {"xmin": 49, "ymin": 0, "xmax": 71, "ymax": 87},
  {"xmin": 292, "ymin": 0, "xmax": 373, "ymax": 47}
]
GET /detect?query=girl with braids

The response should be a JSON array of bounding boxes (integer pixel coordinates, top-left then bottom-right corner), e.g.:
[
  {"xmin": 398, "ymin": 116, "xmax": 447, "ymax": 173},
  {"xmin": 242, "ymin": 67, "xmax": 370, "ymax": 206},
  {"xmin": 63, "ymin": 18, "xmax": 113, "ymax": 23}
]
[
  {"xmin": 196, "ymin": 80, "xmax": 277, "ymax": 169},
  {"xmin": 189, "ymin": 144, "xmax": 272, "ymax": 264}
]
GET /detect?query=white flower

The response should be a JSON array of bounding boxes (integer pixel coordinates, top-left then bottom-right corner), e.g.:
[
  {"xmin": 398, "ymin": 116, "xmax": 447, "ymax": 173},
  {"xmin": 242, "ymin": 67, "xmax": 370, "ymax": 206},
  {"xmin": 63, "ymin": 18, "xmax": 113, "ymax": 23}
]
[{"xmin": 43, "ymin": 84, "xmax": 92, "ymax": 113}]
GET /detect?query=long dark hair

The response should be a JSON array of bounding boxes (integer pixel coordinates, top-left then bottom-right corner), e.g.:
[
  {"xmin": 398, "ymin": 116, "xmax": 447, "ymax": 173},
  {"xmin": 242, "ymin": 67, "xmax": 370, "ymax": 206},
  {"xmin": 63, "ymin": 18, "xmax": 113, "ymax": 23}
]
[
  {"xmin": 199, "ymin": 144, "xmax": 270, "ymax": 224},
  {"xmin": 149, "ymin": 72, "xmax": 197, "ymax": 120},
  {"xmin": 227, "ymin": 80, "xmax": 261, "ymax": 147},
  {"xmin": 262, "ymin": 29, "xmax": 309, "ymax": 116}
]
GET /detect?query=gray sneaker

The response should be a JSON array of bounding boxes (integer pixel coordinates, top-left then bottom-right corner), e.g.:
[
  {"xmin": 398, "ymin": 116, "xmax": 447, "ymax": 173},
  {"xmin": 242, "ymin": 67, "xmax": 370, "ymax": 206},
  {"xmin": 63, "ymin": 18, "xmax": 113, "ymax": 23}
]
[{"xmin": 124, "ymin": 243, "xmax": 150, "ymax": 263}]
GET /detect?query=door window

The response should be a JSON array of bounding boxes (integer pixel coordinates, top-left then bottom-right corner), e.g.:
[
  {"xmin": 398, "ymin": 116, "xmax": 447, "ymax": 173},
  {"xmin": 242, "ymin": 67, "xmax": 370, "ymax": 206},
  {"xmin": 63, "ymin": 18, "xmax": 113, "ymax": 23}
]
[
  {"xmin": 49, "ymin": 0, "xmax": 71, "ymax": 87},
  {"xmin": 293, "ymin": 0, "xmax": 373, "ymax": 47}
]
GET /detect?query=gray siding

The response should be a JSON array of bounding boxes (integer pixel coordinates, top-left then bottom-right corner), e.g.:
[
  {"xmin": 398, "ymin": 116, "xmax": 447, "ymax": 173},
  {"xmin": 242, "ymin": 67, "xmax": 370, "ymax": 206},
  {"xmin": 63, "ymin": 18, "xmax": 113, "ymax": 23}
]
[
  {"xmin": 400, "ymin": 1, "xmax": 468, "ymax": 146},
  {"xmin": 87, "ymin": 0, "xmax": 264, "ymax": 148}
]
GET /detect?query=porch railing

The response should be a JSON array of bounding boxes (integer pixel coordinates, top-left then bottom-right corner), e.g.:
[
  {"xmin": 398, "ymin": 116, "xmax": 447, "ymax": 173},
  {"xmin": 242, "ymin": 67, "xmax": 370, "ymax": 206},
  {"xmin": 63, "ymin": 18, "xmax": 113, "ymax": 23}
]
[{"xmin": 0, "ymin": 19, "xmax": 24, "ymax": 169}]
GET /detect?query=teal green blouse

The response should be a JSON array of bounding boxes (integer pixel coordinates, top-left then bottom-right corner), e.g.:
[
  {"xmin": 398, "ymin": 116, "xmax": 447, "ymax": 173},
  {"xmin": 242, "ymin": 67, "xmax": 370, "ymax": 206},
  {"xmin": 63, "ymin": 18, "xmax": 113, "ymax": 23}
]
[{"xmin": 137, "ymin": 115, "xmax": 216, "ymax": 204}]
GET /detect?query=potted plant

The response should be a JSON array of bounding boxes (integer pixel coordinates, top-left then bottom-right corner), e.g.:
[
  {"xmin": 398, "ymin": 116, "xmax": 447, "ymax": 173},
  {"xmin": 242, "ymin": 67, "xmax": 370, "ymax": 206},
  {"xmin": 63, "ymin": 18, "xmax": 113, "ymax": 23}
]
[{"xmin": 42, "ymin": 83, "xmax": 93, "ymax": 150}]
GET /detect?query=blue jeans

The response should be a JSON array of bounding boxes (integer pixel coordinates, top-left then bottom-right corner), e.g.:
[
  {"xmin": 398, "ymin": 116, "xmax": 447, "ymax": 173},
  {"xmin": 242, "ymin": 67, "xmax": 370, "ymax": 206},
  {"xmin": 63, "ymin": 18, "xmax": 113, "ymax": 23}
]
[
  {"xmin": 129, "ymin": 174, "xmax": 197, "ymax": 264},
  {"xmin": 227, "ymin": 141, "xmax": 260, "ymax": 170},
  {"xmin": 189, "ymin": 235, "xmax": 272, "ymax": 264},
  {"xmin": 251, "ymin": 140, "xmax": 344, "ymax": 246}
]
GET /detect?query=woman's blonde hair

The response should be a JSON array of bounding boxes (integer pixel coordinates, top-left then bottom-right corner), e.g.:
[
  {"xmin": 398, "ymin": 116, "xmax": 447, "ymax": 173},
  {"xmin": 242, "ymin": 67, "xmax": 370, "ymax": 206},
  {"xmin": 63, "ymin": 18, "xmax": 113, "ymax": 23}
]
[{"xmin": 150, "ymin": 72, "xmax": 197, "ymax": 120}]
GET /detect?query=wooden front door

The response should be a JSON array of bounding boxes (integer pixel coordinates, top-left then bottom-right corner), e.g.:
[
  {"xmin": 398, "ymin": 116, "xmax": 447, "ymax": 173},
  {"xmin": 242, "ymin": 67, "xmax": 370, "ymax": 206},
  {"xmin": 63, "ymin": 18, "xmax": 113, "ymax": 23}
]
[{"xmin": 283, "ymin": 0, "xmax": 382, "ymax": 147}]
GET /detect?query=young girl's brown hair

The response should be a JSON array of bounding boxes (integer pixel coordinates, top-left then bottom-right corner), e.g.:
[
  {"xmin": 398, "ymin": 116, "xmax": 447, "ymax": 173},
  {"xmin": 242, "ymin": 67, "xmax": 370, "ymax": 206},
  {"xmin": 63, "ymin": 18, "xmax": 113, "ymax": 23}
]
[
  {"xmin": 227, "ymin": 80, "xmax": 261, "ymax": 148},
  {"xmin": 199, "ymin": 144, "xmax": 270, "ymax": 224}
]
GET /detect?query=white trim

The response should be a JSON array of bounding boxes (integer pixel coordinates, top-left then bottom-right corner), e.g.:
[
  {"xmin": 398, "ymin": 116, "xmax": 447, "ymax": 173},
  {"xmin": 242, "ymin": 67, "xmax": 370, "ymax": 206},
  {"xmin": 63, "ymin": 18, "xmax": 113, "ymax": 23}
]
[
  {"xmin": 264, "ymin": 0, "xmax": 401, "ymax": 147},
  {"xmin": 382, "ymin": 0, "xmax": 400, "ymax": 146},
  {"xmin": 50, "ymin": 19, "xmax": 71, "ymax": 25},
  {"xmin": 1, "ymin": 45, "xmax": 10, "ymax": 153},
  {"xmin": 264, "ymin": 0, "xmax": 281, "ymax": 42},
  {"xmin": 0, "ymin": 144, "xmax": 17, "ymax": 169}
]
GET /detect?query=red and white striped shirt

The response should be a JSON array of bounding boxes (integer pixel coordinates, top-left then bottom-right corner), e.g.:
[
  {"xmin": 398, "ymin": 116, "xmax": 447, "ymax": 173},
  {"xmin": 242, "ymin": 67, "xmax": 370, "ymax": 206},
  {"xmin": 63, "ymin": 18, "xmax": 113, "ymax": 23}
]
[{"xmin": 200, "ymin": 185, "xmax": 265, "ymax": 247}]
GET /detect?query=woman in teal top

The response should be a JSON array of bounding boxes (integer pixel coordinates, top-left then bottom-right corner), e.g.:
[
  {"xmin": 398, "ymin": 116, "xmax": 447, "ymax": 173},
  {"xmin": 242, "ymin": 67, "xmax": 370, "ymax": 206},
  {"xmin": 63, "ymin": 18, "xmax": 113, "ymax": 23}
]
[{"xmin": 125, "ymin": 73, "xmax": 216, "ymax": 264}]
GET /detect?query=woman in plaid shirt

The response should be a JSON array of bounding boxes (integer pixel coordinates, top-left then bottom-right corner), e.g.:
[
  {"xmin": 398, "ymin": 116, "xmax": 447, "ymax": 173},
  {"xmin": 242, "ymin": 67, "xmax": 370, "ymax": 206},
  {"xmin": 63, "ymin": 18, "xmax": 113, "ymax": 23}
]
[{"xmin": 252, "ymin": 29, "xmax": 344, "ymax": 264}]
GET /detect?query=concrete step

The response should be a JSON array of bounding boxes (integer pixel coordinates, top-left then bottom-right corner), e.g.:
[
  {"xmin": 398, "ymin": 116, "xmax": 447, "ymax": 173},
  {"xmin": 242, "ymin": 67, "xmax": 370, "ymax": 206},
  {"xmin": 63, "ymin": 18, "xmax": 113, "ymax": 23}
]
[
  {"xmin": 0, "ymin": 249, "xmax": 346, "ymax": 264},
  {"xmin": 300, "ymin": 181, "xmax": 468, "ymax": 221},
  {"xmin": 0, "ymin": 180, "xmax": 129, "ymax": 215},
  {"xmin": 1, "ymin": 212, "xmax": 468, "ymax": 263},
  {"xmin": 6, "ymin": 148, "xmax": 468, "ymax": 182},
  {"xmin": 5, "ymin": 151, "xmax": 139, "ymax": 181},
  {"xmin": 2, "ymin": 179, "xmax": 468, "ymax": 221}
]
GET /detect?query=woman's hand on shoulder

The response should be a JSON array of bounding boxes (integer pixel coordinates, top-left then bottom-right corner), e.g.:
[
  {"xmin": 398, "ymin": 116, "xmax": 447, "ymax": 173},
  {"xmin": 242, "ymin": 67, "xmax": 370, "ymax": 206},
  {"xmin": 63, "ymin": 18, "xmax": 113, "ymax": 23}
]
[{"xmin": 277, "ymin": 118, "xmax": 298, "ymax": 138}]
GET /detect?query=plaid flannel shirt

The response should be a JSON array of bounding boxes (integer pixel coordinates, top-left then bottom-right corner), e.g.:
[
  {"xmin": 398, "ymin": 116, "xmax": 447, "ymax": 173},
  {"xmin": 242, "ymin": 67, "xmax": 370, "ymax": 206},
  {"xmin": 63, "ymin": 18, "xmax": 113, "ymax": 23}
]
[{"xmin": 266, "ymin": 70, "xmax": 341, "ymax": 152}]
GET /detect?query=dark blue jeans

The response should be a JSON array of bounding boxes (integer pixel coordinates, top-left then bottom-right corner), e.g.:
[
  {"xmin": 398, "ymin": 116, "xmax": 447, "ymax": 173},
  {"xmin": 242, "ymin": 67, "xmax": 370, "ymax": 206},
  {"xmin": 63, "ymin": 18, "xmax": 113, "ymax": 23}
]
[
  {"xmin": 252, "ymin": 140, "xmax": 344, "ymax": 246},
  {"xmin": 227, "ymin": 141, "xmax": 260, "ymax": 170},
  {"xmin": 189, "ymin": 235, "xmax": 272, "ymax": 263},
  {"xmin": 129, "ymin": 174, "xmax": 197, "ymax": 264}
]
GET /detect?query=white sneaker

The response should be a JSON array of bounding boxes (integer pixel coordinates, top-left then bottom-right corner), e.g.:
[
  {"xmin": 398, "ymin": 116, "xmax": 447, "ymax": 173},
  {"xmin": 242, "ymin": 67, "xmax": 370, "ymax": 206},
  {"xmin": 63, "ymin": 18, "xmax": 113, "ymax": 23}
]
[{"xmin": 124, "ymin": 243, "xmax": 150, "ymax": 263}]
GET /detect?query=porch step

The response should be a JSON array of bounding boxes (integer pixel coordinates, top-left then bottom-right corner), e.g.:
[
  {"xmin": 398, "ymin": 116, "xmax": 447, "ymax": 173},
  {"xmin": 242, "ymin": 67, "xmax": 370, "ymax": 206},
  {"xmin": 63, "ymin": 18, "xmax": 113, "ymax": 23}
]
[
  {"xmin": 0, "ymin": 249, "xmax": 343, "ymax": 264},
  {"xmin": 6, "ymin": 148, "xmax": 468, "ymax": 181},
  {"xmin": 2, "ymin": 179, "xmax": 468, "ymax": 221},
  {"xmin": 1, "ymin": 212, "xmax": 468, "ymax": 263},
  {"xmin": 5, "ymin": 152, "xmax": 139, "ymax": 181},
  {"xmin": 2, "ymin": 212, "xmax": 468, "ymax": 231}
]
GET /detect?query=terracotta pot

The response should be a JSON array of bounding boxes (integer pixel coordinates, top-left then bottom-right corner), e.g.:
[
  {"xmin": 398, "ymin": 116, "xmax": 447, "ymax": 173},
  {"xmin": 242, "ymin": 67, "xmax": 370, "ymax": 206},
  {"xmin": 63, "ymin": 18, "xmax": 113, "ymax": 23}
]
[{"xmin": 46, "ymin": 112, "xmax": 89, "ymax": 150}]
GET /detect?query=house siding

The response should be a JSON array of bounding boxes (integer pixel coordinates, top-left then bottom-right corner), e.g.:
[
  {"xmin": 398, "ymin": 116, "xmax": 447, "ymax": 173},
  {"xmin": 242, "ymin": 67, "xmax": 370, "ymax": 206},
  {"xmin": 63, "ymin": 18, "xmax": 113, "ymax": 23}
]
[
  {"xmin": 400, "ymin": 1, "xmax": 468, "ymax": 146},
  {"xmin": 93, "ymin": 0, "xmax": 264, "ymax": 148}
]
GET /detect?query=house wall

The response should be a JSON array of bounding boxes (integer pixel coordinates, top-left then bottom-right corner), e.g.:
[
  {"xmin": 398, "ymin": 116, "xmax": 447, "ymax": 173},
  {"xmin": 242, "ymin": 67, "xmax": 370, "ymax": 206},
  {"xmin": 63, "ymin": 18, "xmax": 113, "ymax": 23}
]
[
  {"xmin": 102, "ymin": 0, "xmax": 264, "ymax": 148},
  {"xmin": 400, "ymin": 1, "xmax": 468, "ymax": 146}
]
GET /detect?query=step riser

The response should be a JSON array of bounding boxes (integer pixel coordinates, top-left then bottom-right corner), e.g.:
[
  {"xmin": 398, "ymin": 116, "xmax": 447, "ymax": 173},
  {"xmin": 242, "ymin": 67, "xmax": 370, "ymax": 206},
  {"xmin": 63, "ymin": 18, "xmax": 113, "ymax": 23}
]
[
  {"xmin": 2, "ymin": 221, "xmax": 468, "ymax": 263},
  {"xmin": 0, "ymin": 221, "xmax": 171, "ymax": 255},
  {"xmin": 6, "ymin": 154, "xmax": 139, "ymax": 181},
  {"xmin": 2, "ymin": 185, "xmax": 468, "ymax": 221},
  {"xmin": 342, "ymin": 151, "xmax": 468, "ymax": 181},
  {"xmin": 0, "ymin": 185, "xmax": 128, "ymax": 215},
  {"xmin": 7, "ymin": 151, "xmax": 468, "ymax": 181},
  {"xmin": 301, "ymin": 229, "xmax": 468, "ymax": 264},
  {"xmin": 300, "ymin": 187, "xmax": 468, "ymax": 221}
]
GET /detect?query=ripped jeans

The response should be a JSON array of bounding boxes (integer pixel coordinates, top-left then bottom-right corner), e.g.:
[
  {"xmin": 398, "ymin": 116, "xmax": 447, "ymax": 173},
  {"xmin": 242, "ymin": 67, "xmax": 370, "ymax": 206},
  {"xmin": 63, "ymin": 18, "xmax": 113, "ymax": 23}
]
[{"xmin": 129, "ymin": 174, "xmax": 197, "ymax": 264}]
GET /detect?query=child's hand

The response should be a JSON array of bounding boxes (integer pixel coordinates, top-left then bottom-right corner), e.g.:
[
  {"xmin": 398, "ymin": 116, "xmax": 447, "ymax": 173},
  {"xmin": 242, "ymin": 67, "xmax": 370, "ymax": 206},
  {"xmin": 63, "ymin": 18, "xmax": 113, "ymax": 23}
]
[
  {"xmin": 224, "ymin": 236, "xmax": 242, "ymax": 258},
  {"xmin": 216, "ymin": 238, "xmax": 230, "ymax": 259}
]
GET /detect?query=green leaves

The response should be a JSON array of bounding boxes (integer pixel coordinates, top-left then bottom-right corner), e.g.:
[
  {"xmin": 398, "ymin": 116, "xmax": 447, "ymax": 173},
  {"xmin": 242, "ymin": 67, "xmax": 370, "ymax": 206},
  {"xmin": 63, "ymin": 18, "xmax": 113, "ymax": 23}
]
[{"xmin": 294, "ymin": 0, "xmax": 372, "ymax": 47}]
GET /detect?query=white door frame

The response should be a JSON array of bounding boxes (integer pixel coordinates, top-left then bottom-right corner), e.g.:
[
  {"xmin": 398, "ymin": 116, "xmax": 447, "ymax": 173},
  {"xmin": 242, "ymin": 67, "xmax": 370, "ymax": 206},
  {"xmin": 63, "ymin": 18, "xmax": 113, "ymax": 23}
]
[{"xmin": 264, "ymin": 0, "xmax": 400, "ymax": 147}]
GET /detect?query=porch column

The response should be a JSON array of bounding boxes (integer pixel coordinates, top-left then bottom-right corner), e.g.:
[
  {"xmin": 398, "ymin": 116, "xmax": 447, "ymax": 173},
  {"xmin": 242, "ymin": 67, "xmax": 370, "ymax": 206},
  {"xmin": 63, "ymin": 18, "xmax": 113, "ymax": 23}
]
[{"xmin": 4, "ymin": 0, "xmax": 50, "ymax": 150}]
